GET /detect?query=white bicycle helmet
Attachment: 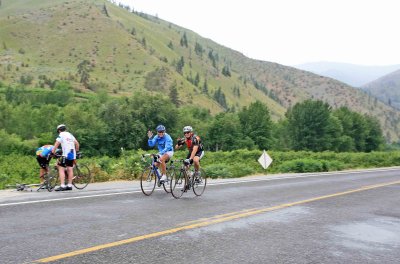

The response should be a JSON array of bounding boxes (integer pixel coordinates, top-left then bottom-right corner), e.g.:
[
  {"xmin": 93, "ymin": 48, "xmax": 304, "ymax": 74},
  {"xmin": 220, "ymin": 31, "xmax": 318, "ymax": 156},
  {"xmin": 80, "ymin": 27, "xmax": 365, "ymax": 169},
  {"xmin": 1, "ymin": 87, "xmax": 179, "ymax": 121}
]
[{"xmin": 183, "ymin": 126, "xmax": 193, "ymax": 133}]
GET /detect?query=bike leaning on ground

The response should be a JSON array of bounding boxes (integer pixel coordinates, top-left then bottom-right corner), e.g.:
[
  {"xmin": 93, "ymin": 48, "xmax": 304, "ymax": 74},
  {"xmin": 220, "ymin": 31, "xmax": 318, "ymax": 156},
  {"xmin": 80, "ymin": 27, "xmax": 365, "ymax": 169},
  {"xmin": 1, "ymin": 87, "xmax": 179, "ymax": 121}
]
[{"xmin": 170, "ymin": 159, "xmax": 207, "ymax": 199}]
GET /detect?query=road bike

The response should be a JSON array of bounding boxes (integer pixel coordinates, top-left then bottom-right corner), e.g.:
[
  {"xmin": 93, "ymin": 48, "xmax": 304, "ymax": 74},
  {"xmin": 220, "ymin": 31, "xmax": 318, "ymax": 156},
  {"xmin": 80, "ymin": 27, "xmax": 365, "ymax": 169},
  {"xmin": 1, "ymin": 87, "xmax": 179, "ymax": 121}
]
[
  {"xmin": 170, "ymin": 159, "xmax": 207, "ymax": 199},
  {"xmin": 5, "ymin": 183, "xmax": 42, "ymax": 192},
  {"xmin": 43, "ymin": 153, "xmax": 92, "ymax": 190},
  {"xmin": 140, "ymin": 154, "xmax": 174, "ymax": 196}
]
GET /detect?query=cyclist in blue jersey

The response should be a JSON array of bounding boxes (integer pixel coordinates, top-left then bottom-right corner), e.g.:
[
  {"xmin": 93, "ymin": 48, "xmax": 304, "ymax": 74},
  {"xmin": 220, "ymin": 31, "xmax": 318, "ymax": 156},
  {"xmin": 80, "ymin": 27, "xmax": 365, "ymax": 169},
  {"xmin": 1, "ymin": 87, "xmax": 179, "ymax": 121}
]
[
  {"xmin": 36, "ymin": 144, "xmax": 54, "ymax": 185},
  {"xmin": 147, "ymin": 124, "xmax": 174, "ymax": 183}
]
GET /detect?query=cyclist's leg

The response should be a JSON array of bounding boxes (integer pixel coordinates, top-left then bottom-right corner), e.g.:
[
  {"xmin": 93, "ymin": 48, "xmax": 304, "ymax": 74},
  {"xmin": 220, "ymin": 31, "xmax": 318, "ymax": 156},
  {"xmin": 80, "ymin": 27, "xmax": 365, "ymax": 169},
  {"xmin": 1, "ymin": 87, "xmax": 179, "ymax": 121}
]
[
  {"xmin": 193, "ymin": 151, "xmax": 204, "ymax": 172},
  {"xmin": 37, "ymin": 156, "xmax": 47, "ymax": 184},
  {"xmin": 66, "ymin": 159, "xmax": 74, "ymax": 185},
  {"xmin": 159, "ymin": 152, "xmax": 173, "ymax": 176}
]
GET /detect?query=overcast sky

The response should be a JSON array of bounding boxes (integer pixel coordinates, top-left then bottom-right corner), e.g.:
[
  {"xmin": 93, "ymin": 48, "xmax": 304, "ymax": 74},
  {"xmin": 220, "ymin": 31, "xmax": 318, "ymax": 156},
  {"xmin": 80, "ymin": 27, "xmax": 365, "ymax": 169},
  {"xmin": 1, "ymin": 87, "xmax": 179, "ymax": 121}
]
[{"xmin": 118, "ymin": 0, "xmax": 400, "ymax": 66}]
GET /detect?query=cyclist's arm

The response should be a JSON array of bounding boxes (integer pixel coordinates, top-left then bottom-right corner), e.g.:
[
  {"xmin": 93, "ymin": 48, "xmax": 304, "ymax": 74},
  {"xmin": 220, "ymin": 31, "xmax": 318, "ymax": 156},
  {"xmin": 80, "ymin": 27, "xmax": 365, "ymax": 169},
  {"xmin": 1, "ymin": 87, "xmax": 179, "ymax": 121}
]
[
  {"xmin": 189, "ymin": 145, "xmax": 199, "ymax": 160},
  {"xmin": 52, "ymin": 141, "xmax": 61, "ymax": 154},
  {"xmin": 74, "ymin": 139, "xmax": 80, "ymax": 152},
  {"xmin": 148, "ymin": 135, "xmax": 157, "ymax": 147}
]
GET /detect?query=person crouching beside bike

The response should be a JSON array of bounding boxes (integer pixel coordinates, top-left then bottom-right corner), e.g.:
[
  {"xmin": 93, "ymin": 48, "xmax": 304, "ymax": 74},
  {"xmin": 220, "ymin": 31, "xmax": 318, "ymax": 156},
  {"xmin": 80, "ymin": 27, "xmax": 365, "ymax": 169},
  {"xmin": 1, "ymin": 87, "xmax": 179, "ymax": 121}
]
[
  {"xmin": 36, "ymin": 144, "xmax": 54, "ymax": 186},
  {"xmin": 175, "ymin": 126, "xmax": 204, "ymax": 176}
]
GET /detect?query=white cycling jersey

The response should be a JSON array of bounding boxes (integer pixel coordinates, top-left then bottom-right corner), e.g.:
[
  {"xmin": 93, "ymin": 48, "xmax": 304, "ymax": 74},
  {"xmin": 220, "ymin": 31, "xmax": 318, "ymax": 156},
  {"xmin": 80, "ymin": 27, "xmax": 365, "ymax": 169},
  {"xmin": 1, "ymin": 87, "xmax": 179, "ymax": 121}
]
[{"xmin": 56, "ymin": 131, "xmax": 76, "ymax": 160}]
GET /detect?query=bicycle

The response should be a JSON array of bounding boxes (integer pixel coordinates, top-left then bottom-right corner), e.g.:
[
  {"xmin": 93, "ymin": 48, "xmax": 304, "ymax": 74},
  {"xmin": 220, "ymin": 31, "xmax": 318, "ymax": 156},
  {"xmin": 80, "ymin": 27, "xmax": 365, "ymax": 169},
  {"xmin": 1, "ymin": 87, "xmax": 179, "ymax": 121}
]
[
  {"xmin": 170, "ymin": 159, "xmax": 207, "ymax": 199},
  {"xmin": 5, "ymin": 183, "xmax": 41, "ymax": 192},
  {"xmin": 140, "ymin": 154, "xmax": 173, "ymax": 196},
  {"xmin": 43, "ymin": 153, "xmax": 92, "ymax": 190}
]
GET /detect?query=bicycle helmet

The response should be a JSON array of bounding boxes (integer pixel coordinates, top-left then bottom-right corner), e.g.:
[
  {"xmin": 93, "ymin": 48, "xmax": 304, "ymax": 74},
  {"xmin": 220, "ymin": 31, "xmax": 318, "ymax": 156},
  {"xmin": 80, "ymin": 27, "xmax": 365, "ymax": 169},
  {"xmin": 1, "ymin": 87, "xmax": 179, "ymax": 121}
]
[
  {"xmin": 55, "ymin": 148, "xmax": 63, "ymax": 155},
  {"xmin": 57, "ymin": 124, "xmax": 66, "ymax": 131},
  {"xmin": 156, "ymin": 124, "xmax": 166, "ymax": 132},
  {"xmin": 183, "ymin": 126, "xmax": 193, "ymax": 133}
]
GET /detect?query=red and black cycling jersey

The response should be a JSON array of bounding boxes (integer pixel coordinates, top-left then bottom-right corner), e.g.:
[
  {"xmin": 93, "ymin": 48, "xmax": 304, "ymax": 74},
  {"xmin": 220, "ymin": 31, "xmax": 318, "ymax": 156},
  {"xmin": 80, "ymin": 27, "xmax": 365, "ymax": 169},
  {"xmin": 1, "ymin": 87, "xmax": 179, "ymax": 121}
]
[{"xmin": 185, "ymin": 134, "xmax": 203, "ymax": 154}]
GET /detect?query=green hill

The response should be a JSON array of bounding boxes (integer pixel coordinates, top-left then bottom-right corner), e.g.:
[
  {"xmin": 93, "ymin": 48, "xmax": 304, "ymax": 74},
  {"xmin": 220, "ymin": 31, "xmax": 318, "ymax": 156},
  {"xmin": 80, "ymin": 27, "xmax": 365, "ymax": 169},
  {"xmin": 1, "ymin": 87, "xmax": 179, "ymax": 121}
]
[{"xmin": 1, "ymin": 0, "xmax": 400, "ymax": 141}]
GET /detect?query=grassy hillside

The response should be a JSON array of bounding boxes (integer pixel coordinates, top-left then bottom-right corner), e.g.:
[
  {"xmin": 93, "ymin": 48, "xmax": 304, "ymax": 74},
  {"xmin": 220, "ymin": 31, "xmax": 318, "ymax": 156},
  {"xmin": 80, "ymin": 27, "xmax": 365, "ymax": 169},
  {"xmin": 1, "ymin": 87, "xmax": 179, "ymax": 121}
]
[
  {"xmin": 1, "ymin": 0, "xmax": 400, "ymax": 140},
  {"xmin": 363, "ymin": 69, "xmax": 400, "ymax": 110}
]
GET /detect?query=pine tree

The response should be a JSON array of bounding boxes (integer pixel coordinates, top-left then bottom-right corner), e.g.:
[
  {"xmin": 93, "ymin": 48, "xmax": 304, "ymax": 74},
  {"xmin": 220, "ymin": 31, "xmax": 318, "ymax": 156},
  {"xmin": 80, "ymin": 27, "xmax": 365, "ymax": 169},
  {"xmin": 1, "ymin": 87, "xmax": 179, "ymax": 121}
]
[
  {"xmin": 169, "ymin": 83, "xmax": 180, "ymax": 107},
  {"xmin": 180, "ymin": 32, "xmax": 188, "ymax": 47}
]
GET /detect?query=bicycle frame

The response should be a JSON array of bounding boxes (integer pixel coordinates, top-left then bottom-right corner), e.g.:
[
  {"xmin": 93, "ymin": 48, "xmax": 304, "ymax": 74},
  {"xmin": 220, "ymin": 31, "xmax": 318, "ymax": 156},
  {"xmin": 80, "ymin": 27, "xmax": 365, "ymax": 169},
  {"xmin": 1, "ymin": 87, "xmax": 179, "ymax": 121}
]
[
  {"xmin": 140, "ymin": 154, "xmax": 172, "ymax": 195},
  {"xmin": 170, "ymin": 159, "xmax": 207, "ymax": 198}
]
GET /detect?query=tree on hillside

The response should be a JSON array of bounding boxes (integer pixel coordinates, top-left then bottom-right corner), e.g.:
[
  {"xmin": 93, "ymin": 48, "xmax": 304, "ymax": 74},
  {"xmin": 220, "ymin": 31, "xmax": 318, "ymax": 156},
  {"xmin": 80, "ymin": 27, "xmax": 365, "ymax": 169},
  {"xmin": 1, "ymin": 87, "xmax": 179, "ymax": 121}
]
[
  {"xmin": 102, "ymin": 4, "xmax": 109, "ymax": 17},
  {"xmin": 175, "ymin": 56, "xmax": 185, "ymax": 74},
  {"xmin": 286, "ymin": 100, "xmax": 336, "ymax": 151},
  {"xmin": 238, "ymin": 101, "xmax": 273, "ymax": 150},
  {"xmin": 213, "ymin": 87, "xmax": 227, "ymax": 110},
  {"xmin": 195, "ymin": 42, "xmax": 204, "ymax": 57},
  {"xmin": 180, "ymin": 32, "xmax": 188, "ymax": 47},
  {"xmin": 222, "ymin": 65, "xmax": 231, "ymax": 77},
  {"xmin": 202, "ymin": 79, "xmax": 209, "ymax": 94},
  {"xmin": 131, "ymin": 27, "xmax": 136, "ymax": 35},
  {"xmin": 77, "ymin": 60, "xmax": 92, "ymax": 89},
  {"xmin": 169, "ymin": 82, "xmax": 180, "ymax": 107},
  {"xmin": 194, "ymin": 72, "xmax": 200, "ymax": 86}
]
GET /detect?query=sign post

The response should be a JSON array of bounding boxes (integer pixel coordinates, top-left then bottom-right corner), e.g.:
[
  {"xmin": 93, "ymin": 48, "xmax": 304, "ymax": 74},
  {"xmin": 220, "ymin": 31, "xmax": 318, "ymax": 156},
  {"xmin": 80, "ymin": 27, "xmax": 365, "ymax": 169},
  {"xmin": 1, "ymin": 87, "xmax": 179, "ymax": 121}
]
[{"xmin": 258, "ymin": 150, "xmax": 273, "ymax": 170}]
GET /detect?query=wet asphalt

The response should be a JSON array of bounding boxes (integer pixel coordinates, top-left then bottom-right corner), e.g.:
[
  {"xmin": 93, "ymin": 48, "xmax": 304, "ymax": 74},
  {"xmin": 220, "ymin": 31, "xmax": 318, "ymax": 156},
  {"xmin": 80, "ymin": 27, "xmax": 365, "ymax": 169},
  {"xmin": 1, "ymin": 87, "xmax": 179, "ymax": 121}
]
[{"xmin": 1, "ymin": 168, "xmax": 399, "ymax": 264}]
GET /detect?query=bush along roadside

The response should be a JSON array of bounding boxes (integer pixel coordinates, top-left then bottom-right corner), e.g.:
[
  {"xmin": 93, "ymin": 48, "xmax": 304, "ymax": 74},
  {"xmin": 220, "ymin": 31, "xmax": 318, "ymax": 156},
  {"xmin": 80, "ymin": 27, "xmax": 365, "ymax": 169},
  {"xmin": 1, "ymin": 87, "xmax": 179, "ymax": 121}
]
[{"xmin": 1, "ymin": 150, "xmax": 400, "ymax": 189}]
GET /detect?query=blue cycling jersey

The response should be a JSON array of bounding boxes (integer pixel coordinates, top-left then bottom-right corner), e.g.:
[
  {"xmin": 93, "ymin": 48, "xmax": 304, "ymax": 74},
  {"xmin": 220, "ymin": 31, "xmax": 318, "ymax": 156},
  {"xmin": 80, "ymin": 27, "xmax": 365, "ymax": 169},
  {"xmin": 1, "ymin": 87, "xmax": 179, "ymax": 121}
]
[
  {"xmin": 36, "ymin": 145, "xmax": 54, "ymax": 158},
  {"xmin": 148, "ymin": 133, "xmax": 174, "ymax": 155}
]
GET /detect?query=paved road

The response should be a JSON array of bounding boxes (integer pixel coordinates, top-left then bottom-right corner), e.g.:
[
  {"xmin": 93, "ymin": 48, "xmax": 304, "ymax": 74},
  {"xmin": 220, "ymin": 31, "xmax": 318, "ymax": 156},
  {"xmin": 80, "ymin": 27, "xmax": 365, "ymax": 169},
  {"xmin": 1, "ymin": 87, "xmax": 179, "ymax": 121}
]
[{"xmin": 1, "ymin": 168, "xmax": 400, "ymax": 264}]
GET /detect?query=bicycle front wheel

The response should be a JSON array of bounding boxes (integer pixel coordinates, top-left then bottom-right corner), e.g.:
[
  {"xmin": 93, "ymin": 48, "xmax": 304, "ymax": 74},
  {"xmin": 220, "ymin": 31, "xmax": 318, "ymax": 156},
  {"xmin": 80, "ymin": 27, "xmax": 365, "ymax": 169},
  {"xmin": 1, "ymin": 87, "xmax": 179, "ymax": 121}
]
[
  {"xmin": 141, "ymin": 167, "xmax": 156, "ymax": 196},
  {"xmin": 171, "ymin": 170, "xmax": 186, "ymax": 199},
  {"xmin": 45, "ymin": 167, "xmax": 59, "ymax": 192},
  {"xmin": 73, "ymin": 164, "xmax": 91, "ymax": 190},
  {"xmin": 192, "ymin": 168, "xmax": 207, "ymax": 196}
]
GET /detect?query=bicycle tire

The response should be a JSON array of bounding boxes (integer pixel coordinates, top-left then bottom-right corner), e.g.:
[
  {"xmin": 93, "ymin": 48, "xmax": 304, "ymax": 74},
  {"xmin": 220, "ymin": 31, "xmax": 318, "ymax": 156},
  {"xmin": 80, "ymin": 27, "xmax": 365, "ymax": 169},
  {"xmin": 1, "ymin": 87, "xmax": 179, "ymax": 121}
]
[
  {"xmin": 163, "ymin": 168, "xmax": 174, "ymax": 194},
  {"xmin": 73, "ymin": 164, "xmax": 91, "ymax": 190},
  {"xmin": 171, "ymin": 170, "xmax": 186, "ymax": 199},
  {"xmin": 192, "ymin": 168, "xmax": 207, "ymax": 196},
  {"xmin": 141, "ymin": 167, "xmax": 156, "ymax": 196},
  {"xmin": 45, "ymin": 167, "xmax": 58, "ymax": 192}
]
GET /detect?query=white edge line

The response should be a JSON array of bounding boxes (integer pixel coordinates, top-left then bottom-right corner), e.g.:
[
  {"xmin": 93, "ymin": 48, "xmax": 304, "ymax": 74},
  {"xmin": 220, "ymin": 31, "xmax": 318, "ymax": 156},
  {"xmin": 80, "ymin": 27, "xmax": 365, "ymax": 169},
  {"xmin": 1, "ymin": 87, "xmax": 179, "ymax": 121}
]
[{"xmin": 1, "ymin": 167, "xmax": 399, "ymax": 207}]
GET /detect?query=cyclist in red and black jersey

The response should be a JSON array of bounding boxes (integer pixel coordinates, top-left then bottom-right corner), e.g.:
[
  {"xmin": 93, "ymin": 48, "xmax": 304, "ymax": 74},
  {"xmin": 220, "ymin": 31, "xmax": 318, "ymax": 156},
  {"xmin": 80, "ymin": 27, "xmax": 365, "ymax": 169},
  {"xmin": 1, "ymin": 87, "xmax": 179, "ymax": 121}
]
[{"xmin": 175, "ymin": 126, "xmax": 204, "ymax": 174}]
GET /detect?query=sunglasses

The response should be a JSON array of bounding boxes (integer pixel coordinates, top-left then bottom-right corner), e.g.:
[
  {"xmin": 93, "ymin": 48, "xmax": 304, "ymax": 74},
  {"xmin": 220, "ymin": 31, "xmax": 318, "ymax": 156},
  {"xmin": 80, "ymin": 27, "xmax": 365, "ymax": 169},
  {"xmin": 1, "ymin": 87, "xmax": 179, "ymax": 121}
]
[
  {"xmin": 157, "ymin": 131, "xmax": 165, "ymax": 134},
  {"xmin": 184, "ymin": 132, "xmax": 190, "ymax": 134}
]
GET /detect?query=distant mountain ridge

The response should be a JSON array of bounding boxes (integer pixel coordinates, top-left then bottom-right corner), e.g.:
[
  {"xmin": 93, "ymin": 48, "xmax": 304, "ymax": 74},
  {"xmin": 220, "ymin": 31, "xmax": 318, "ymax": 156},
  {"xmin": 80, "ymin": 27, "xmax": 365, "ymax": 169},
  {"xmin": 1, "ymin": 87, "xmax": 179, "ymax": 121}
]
[
  {"xmin": 294, "ymin": 61, "xmax": 400, "ymax": 87},
  {"xmin": 1, "ymin": 0, "xmax": 400, "ymax": 141},
  {"xmin": 363, "ymin": 69, "xmax": 400, "ymax": 110}
]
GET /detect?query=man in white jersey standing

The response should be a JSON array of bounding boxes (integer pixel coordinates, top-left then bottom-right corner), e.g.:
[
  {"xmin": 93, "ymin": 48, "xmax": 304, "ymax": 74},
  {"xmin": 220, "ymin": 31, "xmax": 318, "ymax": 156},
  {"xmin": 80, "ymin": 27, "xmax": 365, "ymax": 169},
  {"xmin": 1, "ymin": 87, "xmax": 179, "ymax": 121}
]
[{"xmin": 52, "ymin": 124, "xmax": 80, "ymax": 191}]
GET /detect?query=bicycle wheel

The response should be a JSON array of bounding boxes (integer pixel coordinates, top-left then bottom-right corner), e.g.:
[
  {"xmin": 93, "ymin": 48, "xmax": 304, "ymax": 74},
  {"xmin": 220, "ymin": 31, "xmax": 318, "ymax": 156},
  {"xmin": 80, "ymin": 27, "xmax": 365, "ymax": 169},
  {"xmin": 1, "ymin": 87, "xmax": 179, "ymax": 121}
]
[
  {"xmin": 141, "ymin": 167, "xmax": 156, "ymax": 196},
  {"xmin": 171, "ymin": 170, "xmax": 186, "ymax": 199},
  {"xmin": 192, "ymin": 168, "xmax": 207, "ymax": 196},
  {"xmin": 163, "ymin": 168, "xmax": 174, "ymax": 194},
  {"xmin": 45, "ymin": 167, "xmax": 59, "ymax": 192},
  {"xmin": 73, "ymin": 164, "xmax": 91, "ymax": 190}
]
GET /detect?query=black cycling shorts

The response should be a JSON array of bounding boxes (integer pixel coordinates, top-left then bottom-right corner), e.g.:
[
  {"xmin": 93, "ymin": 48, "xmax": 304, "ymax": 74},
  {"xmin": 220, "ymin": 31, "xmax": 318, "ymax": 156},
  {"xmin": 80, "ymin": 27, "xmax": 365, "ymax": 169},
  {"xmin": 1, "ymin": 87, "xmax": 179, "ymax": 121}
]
[
  {"xmin": 36, "ymin": 156, "xmax": 51, "ymax": 169},
  {"xmin": 58, "ymin": 156, "xmax": 74, "ymax": 167},
  {"xmin": 186, "ymin": 150, "xmax": 204, "ymax": 160}
]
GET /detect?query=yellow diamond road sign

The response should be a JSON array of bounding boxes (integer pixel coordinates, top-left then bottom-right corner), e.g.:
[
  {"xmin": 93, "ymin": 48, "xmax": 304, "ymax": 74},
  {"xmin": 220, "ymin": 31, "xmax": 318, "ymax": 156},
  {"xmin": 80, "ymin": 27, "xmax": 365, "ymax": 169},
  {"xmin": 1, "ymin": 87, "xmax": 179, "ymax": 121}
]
[{"xmin": 258, "ymin": 150, "xmax": 273, "ymax": 169}]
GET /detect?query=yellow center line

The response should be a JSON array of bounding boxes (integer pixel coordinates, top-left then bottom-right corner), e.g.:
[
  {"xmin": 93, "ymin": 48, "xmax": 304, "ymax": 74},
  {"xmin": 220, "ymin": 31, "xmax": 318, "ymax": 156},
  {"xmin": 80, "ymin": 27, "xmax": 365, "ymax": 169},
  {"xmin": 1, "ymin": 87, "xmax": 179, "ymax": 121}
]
[{"xmin": 35, "ymin": 180, "xmax": 400, "ymax": 263}]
